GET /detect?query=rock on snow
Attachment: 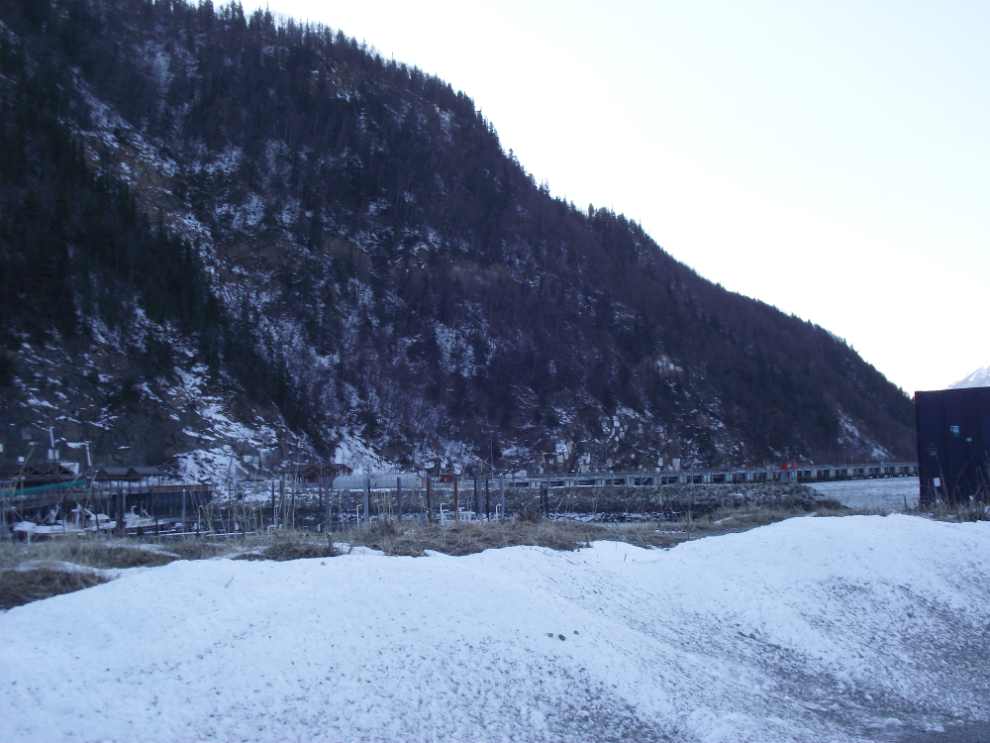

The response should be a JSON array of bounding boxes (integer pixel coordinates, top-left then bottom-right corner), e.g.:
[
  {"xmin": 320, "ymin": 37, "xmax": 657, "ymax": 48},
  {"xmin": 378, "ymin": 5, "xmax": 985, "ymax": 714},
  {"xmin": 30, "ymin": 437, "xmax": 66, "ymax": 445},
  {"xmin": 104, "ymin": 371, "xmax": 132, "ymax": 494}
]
[{"xmin": 2, "ymin": 515, "xmax": 989, "ymax": 742}]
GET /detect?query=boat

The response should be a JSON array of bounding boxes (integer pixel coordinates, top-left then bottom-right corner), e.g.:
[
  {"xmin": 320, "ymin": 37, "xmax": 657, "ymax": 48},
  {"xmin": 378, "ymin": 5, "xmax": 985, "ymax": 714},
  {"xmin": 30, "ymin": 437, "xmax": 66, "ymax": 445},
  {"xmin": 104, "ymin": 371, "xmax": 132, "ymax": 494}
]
[
  {"xmin": 124, "ymin": 506, "xmax": 166, "ymax": 535},
  {"xmin": 12, "ymin": 507, "xmax": 82, "ymax": 539},
  {"xmin": 75, "ymin": 506, "xmax": 117, "ymax": 533},
  {"xmin": 12, "ymin": 505, "xmax": 117, "ymax": 539}
]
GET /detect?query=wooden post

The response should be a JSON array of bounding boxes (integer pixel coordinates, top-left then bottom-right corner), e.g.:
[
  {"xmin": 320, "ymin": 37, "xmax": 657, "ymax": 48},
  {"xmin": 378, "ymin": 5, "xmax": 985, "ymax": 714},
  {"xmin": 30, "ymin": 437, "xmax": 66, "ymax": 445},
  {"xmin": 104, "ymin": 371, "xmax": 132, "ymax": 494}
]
[
  {"xmin": 485, "ymin": 476, "xmax": 490, "ymax": 521},
  {"xmin": 364, "ymin": 477, "xmax": 371, "ymax": 526},
  {"xmin": 117, "ymin": 488, "xmax": 125, "ymax": 536},
  {"xmin": 541, "ymin": 481, "xmax": 549, "ymax": 518},
  {"xmin": 426, "ymin": 476, "xmax": 433, "ymax": 524},
  {"xmin": 499, "ymin": 474, "xmax": 505, "ymax": 521},
  {"xmin": 290, "ymin": 475, "xmax": 296, "ymax": 531},
  {"xmin": 453, "ymin": 475, "xmax": 460, "ymax": 522},
  {"xmin": 325, "ymin": 480, "xmax": 331, "ymax": 532},
  {"xmin": 271, "ymin": 481, "xmax": 276, "ymax": 529},
  {"xmin": 475, "ymin": 475, "xmax": 481, "ymax": 519},
  {"xmin": 396, "ymin": 477, "xmax": 402, "ymax": 522}
]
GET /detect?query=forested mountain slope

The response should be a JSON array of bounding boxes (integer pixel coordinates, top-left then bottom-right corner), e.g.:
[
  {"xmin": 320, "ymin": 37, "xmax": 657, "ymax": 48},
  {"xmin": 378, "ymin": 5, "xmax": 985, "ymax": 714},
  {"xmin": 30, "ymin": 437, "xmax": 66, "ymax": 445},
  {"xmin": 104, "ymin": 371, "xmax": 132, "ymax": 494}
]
[{"xmin": 0, "ymin": 0, "xmax": 915, "ymax": 477}]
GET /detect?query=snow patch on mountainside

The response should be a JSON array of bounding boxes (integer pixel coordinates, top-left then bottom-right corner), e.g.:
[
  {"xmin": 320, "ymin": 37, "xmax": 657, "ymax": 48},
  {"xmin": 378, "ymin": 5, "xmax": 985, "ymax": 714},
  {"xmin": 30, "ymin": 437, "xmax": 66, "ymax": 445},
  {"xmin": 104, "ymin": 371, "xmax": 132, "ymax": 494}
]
[{"xmin": 837, "ymin": 411, "xmax": 892, "ymax": 462}]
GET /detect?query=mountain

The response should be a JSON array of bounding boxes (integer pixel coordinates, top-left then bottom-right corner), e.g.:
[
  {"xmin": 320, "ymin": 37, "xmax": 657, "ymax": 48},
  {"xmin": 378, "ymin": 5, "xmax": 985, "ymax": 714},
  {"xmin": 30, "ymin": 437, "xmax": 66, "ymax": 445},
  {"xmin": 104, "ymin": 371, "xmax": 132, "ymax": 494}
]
[
  {"xmin": 0, "ymin": 0, "xmax": 916, "ymax": 479},
  {"xmin": 949, "ymin": 363, "xmax": 990, "ymax": 390}
]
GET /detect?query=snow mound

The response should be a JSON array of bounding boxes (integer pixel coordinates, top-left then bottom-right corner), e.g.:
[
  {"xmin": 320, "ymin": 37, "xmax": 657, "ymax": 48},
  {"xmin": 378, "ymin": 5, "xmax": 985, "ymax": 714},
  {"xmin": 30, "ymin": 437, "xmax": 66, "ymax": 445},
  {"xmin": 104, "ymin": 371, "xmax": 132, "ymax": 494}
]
[{"xmin": 2, "ymin": 515, "xmax": 989, "ymax": 742}]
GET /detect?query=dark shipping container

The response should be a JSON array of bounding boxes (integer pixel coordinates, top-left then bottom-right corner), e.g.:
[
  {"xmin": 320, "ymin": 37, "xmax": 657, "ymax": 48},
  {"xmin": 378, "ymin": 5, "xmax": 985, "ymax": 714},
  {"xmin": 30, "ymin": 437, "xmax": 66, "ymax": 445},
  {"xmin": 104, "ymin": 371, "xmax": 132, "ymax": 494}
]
[{"xmin": 915, "ymin": 387, "xmax": 990, "ymax": 504}]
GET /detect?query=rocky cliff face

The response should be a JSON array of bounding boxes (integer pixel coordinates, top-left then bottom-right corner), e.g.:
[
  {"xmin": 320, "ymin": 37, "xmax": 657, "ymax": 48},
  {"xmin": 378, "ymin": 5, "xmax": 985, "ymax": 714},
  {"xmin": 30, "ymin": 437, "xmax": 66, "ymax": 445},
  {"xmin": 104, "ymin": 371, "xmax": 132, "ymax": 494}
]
[{"xmin": 0, "ymin": 0, "xmax": 916, "ymax": 479}]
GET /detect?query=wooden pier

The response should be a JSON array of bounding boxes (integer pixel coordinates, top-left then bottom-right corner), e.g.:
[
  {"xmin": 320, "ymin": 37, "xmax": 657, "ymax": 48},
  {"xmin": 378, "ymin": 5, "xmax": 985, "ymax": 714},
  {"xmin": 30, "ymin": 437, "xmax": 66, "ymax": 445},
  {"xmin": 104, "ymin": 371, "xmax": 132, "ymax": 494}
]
[{"xmin": 501, "ymin": 461, "xmax": 918, "ymax": 490}]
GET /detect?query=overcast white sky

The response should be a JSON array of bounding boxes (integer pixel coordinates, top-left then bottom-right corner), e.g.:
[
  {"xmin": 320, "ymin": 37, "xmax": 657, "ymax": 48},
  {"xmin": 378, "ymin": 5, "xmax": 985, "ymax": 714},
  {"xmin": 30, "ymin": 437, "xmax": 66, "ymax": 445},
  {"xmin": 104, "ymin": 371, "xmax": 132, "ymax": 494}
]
[{"xmin": 243, "ymin": 0, "xmax": 988, "ymax": 394}]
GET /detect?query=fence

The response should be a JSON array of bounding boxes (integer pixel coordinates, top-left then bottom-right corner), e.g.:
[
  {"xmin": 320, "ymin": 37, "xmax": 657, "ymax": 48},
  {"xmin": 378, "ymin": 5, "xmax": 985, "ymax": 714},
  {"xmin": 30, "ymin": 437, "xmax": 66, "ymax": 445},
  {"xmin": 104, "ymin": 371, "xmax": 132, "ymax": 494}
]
[{"xmin": 2, "ymin": 462, "xmax": 919, "ymax": 539}]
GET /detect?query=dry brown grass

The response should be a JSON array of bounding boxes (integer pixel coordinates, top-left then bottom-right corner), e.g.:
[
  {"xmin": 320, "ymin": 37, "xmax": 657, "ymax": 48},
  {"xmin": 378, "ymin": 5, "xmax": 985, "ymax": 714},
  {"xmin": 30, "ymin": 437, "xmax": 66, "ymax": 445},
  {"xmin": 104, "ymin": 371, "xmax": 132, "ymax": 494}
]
[
  {"xmin": 343, "ymin": 509, "xmax": 834, "ymax": 556},
  {"xmin": 592, "ymin": 524, "xmax": 690, "ymax": 550},
  {"xmin": 0, "ymin": 499, "xmax": 858, "ymax": 609},
  {"xmin": 0, "ymin": 567, "xmax": 110, "ymax": 610},
  {"xmin": 346, "ymin": 519, "xmax": 599, "ymax": 556},
  {"xmin": 234, "ymin": 532, "xmax": 339, "ymax": 561},
  {"xmin": 343, "ymin": 499, "xmax": 844, "ymax": 556},
  {"xmin": 923, "ymin": 499, "xmax": 990, "ymax": 523},
  {"xmin": 0, "ymin": 539, "xmax": 178, "ymax": 571},
  {"xmin": 679, "ymin": 502, "xmax": 844, "ymax": 535},
  {"xmin": 164, "ymin": 538, "xmax": 238, "ymax": 561},
  {"xmin": 601, "ymin": 498, "xmax": 853, "ymax": 545}
]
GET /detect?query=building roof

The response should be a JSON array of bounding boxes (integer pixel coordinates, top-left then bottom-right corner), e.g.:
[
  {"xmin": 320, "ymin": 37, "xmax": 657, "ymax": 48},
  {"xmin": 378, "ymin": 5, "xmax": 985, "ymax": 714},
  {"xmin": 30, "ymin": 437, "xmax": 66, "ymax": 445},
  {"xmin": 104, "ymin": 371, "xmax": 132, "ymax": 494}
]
[
  {"xmin": 93, "ymin": 465, "xmax": 164, "ymax": 481},
  {"xmin": 0, "ymin": 461, "xmax": 81, "ymax": 485}
]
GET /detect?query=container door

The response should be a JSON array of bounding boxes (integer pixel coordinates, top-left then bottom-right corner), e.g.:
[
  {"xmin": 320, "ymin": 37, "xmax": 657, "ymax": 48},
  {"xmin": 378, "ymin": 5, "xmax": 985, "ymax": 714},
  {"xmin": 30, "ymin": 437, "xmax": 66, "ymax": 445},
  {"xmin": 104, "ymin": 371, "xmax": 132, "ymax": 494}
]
[
  {"xmin": 980, "ymin": 388, "xmax": 990, "ymax": 492},
  {"xmin": 915, "ymin": 391, "xmax": 945, "ymax": 504},
  {"xmin": 943, "ymin": 392, "xmax": 969, "ymax": 498}
]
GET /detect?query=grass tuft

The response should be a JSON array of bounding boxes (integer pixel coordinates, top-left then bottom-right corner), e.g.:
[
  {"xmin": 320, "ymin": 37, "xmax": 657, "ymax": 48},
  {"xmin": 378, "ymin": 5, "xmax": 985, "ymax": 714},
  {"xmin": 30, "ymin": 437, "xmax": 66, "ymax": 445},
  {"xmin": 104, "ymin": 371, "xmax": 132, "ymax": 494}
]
[
  {"xmin": 348, "ymin": 518, "xmax": 675, "ymax": 556},
  {"xmin": 165, "ymin": 538, "xmax": 234, "ymax": 561},
  {"xmin": 0, "ymin": 540, "xmax": 177, "ymax": 571},
  {"xmin": 0, "ymin": 567, "xmax": 110, "ymax": 610},
  {"xmin": 234, "ymin": 532, "xmax": 340, "ymax": 562},
  {"xmin": 923, "ymin": 499, "xmax": 990, "ymax": 523}
]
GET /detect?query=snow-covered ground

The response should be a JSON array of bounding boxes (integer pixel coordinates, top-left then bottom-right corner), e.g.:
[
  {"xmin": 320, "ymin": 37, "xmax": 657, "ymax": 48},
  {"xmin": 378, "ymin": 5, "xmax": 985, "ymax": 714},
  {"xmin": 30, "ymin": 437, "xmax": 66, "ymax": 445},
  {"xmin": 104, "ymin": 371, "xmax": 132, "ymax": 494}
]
[
  {"xmin": 813, "ymin": 477, "xmax": 920, "ymax": 512},
  {"xmin": 3, "ymin": 515, "xmax": 989, "ymax": 742}
]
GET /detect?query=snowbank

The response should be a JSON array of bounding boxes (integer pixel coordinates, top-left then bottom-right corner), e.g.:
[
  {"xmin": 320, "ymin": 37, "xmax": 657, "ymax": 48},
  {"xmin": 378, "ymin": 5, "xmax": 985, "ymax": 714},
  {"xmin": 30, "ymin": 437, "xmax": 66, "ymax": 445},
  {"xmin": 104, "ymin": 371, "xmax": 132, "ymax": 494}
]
[{"xmin": 2, "ymin": 515, "xmax": 988, "ymax": 742}]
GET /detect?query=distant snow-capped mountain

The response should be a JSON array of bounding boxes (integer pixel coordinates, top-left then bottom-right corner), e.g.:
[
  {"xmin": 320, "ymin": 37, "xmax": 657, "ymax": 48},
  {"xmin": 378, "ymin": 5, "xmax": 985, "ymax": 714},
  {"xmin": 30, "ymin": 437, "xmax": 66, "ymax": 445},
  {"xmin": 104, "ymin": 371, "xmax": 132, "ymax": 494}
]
[{"xmin": 949, "ymin": 363, "xmax": 990, "ymax": 389}]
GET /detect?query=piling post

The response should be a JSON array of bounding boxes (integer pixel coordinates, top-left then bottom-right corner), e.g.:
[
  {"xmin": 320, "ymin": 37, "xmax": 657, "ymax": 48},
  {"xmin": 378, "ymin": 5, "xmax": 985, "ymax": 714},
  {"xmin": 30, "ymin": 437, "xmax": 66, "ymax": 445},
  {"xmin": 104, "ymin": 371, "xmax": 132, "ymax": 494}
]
[
  {"xmin": 396, "ymin": 477, "xmax": 403, "ymax": 522},
  {"xmin": 290, "ymin": 475, "xmax": 296, "ymax": 531},
  {"xmin": 117, "ymin": 488, "xmax": 125, "ymax": 536},
  {"xmin": 453, "ymin": 475, "xmax": 460, "ymax": 522},
  {"xmin": 364, "ymin": 477, "xmax": 371, "ymax": 527},
  {"xmin": 499, "ymin": 474, "xmax": 505, "ymax": 521},
  {"xmin": 426, "ymin": 476, "xmax": 433, "ymax": 524}
]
